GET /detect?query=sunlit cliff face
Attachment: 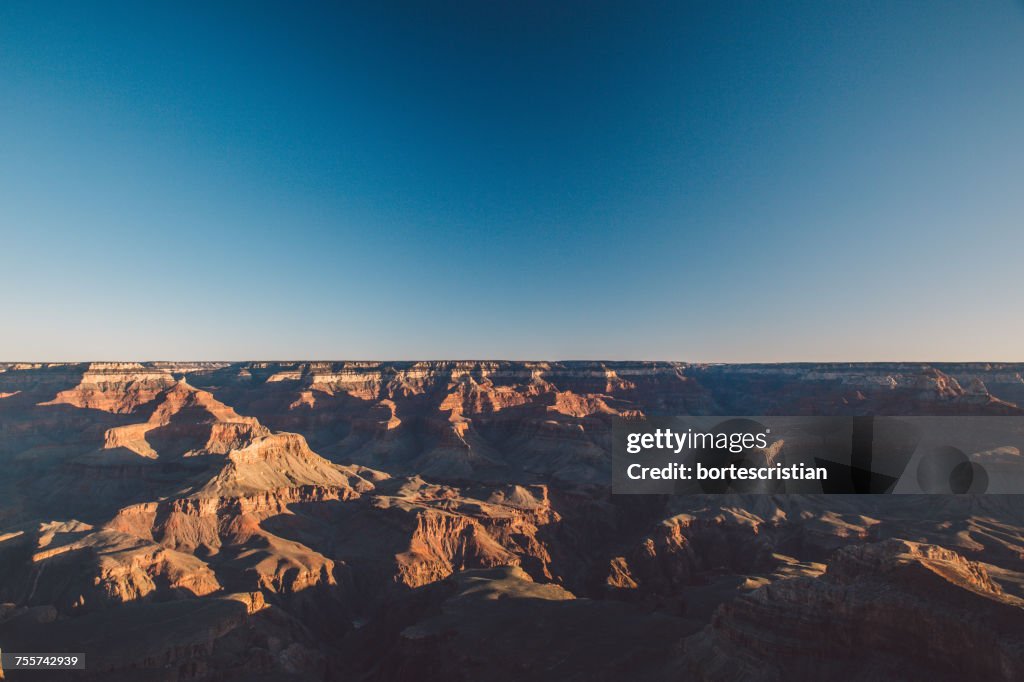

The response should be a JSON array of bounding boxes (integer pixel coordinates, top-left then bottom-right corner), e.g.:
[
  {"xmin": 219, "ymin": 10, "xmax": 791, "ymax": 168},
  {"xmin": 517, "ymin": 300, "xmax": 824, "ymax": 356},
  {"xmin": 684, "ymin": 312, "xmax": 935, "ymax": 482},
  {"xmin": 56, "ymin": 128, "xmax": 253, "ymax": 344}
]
[{"xmin": 1, "ymin": 361, "xmax": 1023, "ymax": 680}]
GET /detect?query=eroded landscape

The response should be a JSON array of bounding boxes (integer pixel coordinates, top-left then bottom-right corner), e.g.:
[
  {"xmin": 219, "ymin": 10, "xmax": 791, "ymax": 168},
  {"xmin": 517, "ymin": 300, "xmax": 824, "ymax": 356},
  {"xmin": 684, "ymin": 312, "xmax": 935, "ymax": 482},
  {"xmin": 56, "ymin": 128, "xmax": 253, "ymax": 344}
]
[{"xmin": 2, "ymin": 361, "xmax": 1024, "ymax": 681}]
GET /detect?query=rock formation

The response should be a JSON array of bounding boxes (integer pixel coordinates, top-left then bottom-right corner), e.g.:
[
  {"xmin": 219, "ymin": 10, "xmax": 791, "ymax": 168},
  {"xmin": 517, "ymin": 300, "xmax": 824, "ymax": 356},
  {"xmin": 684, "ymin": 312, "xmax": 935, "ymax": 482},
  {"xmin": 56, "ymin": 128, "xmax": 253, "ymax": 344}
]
[{"xmin": 1, "ymin": 361, "xmax": 1023, "ymax": 680}]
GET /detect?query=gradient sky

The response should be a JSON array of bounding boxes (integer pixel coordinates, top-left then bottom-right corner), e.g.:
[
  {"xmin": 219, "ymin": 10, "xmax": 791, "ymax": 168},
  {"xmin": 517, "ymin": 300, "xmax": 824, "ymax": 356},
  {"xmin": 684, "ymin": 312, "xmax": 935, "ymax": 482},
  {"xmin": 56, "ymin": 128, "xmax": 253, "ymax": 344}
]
[{"xmin": 1, "ymin": 1, "xmax": 1022, "ymax": 361}]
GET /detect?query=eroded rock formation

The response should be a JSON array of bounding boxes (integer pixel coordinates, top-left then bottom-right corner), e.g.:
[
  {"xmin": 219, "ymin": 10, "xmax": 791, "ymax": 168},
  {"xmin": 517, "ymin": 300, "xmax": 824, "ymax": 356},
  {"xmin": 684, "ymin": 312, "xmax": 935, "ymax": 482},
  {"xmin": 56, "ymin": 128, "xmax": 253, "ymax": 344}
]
[{"xmin": 1, "ymin": 361, "xmax": 1023, "ymax": 680}]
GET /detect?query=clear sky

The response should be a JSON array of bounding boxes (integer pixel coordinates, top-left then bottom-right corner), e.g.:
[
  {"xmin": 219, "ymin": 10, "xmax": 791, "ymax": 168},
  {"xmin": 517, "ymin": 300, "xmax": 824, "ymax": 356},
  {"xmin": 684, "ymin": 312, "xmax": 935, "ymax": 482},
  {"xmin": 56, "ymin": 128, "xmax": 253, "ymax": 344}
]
[{"xmin": 1, "ymin": 1, "xmax": 1022, "ymax": 361}]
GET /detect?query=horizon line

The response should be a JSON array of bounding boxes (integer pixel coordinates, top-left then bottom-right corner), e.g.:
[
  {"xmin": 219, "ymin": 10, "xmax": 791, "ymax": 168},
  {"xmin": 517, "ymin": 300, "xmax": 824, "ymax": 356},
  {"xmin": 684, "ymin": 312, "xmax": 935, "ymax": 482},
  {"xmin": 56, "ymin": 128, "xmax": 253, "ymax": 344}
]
[{"xmin": 2, "ymin": 359, "xmax": 1022, "ymax": 366}]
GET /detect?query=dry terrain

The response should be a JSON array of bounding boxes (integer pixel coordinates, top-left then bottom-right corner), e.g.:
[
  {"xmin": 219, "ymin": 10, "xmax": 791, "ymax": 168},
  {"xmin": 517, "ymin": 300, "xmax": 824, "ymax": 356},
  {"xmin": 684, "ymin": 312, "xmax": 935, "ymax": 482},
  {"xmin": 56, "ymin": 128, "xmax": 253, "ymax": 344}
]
[{"xmin": 1, "ymin": 361, "xmax": 1023, "ymax": 681}]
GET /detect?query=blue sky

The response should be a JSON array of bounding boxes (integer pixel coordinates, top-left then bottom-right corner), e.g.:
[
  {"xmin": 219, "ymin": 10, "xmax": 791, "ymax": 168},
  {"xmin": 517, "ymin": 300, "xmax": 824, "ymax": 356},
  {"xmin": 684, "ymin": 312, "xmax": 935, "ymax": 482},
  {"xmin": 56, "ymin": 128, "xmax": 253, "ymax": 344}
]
[{"xmin": 1, "ymin": 1, "xmax": 1022, "ymax": 361}]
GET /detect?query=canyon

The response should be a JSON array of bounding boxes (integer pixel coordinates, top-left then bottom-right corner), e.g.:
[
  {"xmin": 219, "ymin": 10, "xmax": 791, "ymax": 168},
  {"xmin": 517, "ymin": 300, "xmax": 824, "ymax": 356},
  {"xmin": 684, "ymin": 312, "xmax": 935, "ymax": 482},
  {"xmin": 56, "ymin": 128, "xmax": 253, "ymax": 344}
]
[{"xmin": 1, "ymin": 361, "xmax": 1023, "ymax": 680}]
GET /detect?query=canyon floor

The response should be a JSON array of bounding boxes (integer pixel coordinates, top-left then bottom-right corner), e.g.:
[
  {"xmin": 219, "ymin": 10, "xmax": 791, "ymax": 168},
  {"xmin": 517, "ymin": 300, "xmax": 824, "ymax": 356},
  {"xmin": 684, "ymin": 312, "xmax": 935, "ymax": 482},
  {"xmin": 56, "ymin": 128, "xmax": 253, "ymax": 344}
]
[{"xmin": 1, "ymin": 361, "xmax": 1023, "ymax": 681}]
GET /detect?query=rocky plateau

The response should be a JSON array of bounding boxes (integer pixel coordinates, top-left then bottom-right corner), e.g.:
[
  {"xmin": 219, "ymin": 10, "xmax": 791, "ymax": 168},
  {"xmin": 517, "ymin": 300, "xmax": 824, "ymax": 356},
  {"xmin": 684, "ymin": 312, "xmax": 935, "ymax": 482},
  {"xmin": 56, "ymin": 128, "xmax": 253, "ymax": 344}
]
[{"xmin": 1, "ymin": 361, "xmax": 1024, "ymax": 680}]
